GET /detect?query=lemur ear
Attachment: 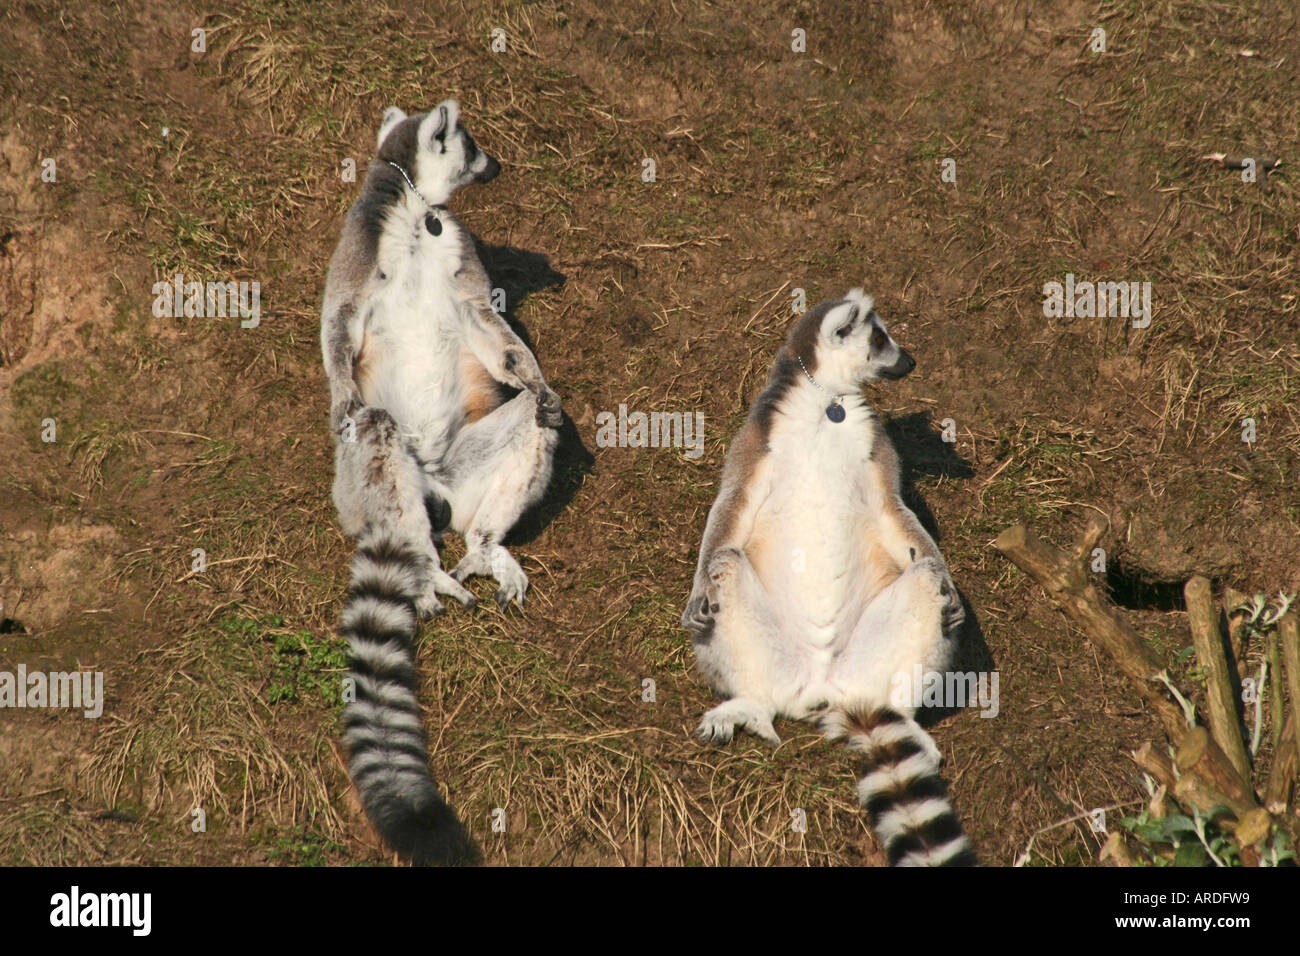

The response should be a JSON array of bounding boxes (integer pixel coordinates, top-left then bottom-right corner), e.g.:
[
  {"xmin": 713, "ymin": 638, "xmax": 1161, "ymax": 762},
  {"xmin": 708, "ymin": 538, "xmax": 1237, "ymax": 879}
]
[
  {"xmin": 376, "ymin": 107, "xmax": 407, "ymax": 148},
  {"xmin": 826, "ymin": 302, "xmax": 861, "ymax": 341},
  {"xmin": 442, "ymin": 99, "xmax": 461, "ymax": 129},
  {"xmin": 424, "ymin": 106, "xmax": 448, "ymax": 142},
  {"xmin": 427, "ymin": 100, "xmax": 461, "ymax": 142}
]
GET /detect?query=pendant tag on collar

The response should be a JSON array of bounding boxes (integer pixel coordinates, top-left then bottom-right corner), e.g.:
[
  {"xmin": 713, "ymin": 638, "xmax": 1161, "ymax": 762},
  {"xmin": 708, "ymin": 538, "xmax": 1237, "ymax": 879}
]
[
  {"xmin": 826, "ymin": 401, "xmax": 846, "ymax": 423},
  {"xmin": 425, "ymin": 213, "xmax": 442, "ymax": 236}
]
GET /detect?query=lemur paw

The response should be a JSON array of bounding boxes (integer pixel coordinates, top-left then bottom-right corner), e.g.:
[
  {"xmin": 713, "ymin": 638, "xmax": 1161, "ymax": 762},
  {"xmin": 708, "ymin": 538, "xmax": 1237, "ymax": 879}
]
[
  {"xmin": 697, "ymin": 547, "xmax": 741, "ymax": 616},
  {"xmin": 535, "ymin": 388, "xmax": 563, "ymax": 428},
  {"xmin": 492, "ymin": 564, "xmax": 530, "ymax": 611},
  {"xmin": 331, "ymin": 394, "xmax": 365, "ymax": 436},
  {"xmin": 683, "ymin": 553, "xmax": 735, "ymax": 636},
  {"xmin": 696, "ymin": 702, "xmax": 781, "ymax": 747},
  {"xmin": 682, "ymin": 593, "xmax": 715, "ymax": 635},
  {"xmin": 695, "ymin": 714, "xmax": 735, "ymax": 745},
  {"xmin": 431, "ymin": 569, "xmax": 476, "ymax": 610},
  {"xmin": 940, "ymin": 577, "xmax": 965, "ymax": 635},
  {"xmin": 415, "ymin": 594, "xmax": 445, "ymax": 620},
  {"xmin": 706, "ymin": 546, "xmax": 743, "ymax": 580},
  {"xmin": 495, "ymin": 587, "xmax": 525, "ymax": 612},
  {"xmin": 450, "ymin": 550, "xmax": 491, "ymax": 584},
  {"xmin": 909, "ymin": 556, "xmax": 965, "ymax": 635}
]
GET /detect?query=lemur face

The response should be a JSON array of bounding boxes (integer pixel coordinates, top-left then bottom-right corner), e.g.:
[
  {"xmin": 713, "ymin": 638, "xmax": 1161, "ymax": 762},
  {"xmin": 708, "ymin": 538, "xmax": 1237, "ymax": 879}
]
[
  {"xmin": 817, "ymin": 289, "xmax": 915, "ymax": 387},
  {"xmin": 376, "ymin": 100, "xmax": 500, "ymax": 205}
]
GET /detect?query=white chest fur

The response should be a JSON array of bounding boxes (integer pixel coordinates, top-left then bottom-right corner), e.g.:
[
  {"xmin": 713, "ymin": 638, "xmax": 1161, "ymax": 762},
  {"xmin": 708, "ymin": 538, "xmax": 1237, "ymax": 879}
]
[
  {"xmin": 748, "ymin": 387, "xmax": 881, "ymax": 635},
  {"xmin": 358, "ymin": 203, "xmax": 474, "ymax": 455}
]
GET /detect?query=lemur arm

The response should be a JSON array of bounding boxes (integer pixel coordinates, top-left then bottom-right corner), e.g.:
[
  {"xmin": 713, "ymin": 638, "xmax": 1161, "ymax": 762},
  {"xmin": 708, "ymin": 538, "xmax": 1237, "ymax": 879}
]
[
  {"xmin": 683, "ymin": 432, "xmax": 773, "ymax": 634},
  {"xmin": 697, "ymin": 472, "xmax": 770, "ymax": 572},
  {"xmin": 447, "ymin": 241, "xmax": 561, "ymax": 424},
  {"xmin": 322, "ymin": 297, "xmax": 365, "ymax": 433},
  {"xmin": 878, "ymin": 497, "xmax": 945, "ymax": 568},
  {"xmin": 868, "ymin": 426, "xmax": 947, "ymax": 570},
  {"xmin": 868, "ymin": 425, "xmax": 965, "ymax": 633},
  {"xmin": 462, "ymin": 298, "xmax": 552, "ymax": 394},
  {"xmin": 457, "ymin": 289, "xmax": 562, "ymax": 426}
]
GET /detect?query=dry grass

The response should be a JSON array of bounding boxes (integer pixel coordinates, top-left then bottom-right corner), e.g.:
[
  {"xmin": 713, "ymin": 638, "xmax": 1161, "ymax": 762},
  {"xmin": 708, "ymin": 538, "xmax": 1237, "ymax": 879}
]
[
  {"xmin": 87, "ymin": 638, "xmax": 344, "ymax": 839},
  {"xmin": 0, "ymin": 0, "xmax": 1296, "ymax": 866}
]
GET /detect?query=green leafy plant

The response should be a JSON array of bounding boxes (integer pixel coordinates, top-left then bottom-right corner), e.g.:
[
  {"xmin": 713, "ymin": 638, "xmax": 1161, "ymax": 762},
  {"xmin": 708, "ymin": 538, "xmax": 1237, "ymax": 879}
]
[
  {"xmin": 1121, "ymin": 774, "xmax": 1296, "ymax": 867},
  {"xmin": 1120, "ymin": 806, "xmax": 1240, "ymax": 867},
  {"xmin": 217, "ymin": 614, "xmax": 347, "ymax": 704},
  {"xmin": 1233, "ymin": 591, "xmax": 1296, "ymax": 640},
  {"xmin": 263, "ymin": 826, "xmax": 346, "ymax": 866}
]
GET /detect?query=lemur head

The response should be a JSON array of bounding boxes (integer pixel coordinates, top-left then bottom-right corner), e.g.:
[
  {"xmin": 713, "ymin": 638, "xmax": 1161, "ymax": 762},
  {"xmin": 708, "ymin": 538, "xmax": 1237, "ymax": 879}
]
[
  {"xmin": 375, "ymin": 100, "xmax": 500, "ymax": 205},
  {"xmin": 796, "ymin": 288, "xmax": 915, "ymax": 391}
]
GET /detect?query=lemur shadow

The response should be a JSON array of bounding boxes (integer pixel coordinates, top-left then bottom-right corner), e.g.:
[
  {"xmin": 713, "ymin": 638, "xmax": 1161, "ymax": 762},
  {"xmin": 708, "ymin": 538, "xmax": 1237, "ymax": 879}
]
[
  {"xmin": 883, "ymin": 412, "xmax": 996, "ymax": 728},
  {"xmin": 472, "ymin": 239, "xmax": 594, "ymax": 546}
]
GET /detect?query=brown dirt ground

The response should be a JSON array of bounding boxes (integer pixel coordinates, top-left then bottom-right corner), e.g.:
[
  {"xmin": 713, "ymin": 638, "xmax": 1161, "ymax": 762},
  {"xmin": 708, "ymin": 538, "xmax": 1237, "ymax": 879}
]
[{"xmin": 0, "ymin": 0, "xmax": 1297, "ymax": 866}]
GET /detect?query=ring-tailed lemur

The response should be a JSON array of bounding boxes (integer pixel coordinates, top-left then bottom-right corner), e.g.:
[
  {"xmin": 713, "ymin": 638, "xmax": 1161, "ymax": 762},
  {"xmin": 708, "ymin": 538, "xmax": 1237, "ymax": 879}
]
[
  {"xmin": 681, "ymin": 288, "xmax": 977, "ymax": 867},
  {"xmin": 334, "ymin": 403, "xmax": 480, "ymax": 865},
  {"xmin": 322, "ymin": 100, "xmax": 562, "ymax": 614},
  {"xmin": 322, "ymin": 101, "xmax": 560, "ymax": 864}
]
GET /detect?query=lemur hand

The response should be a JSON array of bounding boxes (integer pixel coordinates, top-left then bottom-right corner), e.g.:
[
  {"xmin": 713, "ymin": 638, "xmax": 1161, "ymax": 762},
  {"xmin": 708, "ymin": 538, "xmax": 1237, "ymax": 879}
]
[
  {"xmin": 331, "ymin": 392, "xmax": 365, "ymax": 437},
  {"xmin": 535, "ymin": 387, "xmax": 563, "ymax": 428},
  {"xmin": 910, "ymin": 550, "xmax": 965, "ymax": 636},
  {"xmin": 682, "ymin": 577, "xmax": 716, "ymax": 637},
  {"xmin": 682, "ymin": 548, "xmax": 742, "ymax": 636},
  {"xmin": 682, "ymin": 592, "xmax": 714, "ymax": 637},
  {"xmin": 939, "ymin": 573, "xmax": 965, "ymax": 635}
]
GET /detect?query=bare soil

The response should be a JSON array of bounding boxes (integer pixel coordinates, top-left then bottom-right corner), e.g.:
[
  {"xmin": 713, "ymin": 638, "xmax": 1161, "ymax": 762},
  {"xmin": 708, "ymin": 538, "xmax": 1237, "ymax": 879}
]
[{"xmin": 1, "ymin": 0, "xmax": 1297, "ymax": 865}]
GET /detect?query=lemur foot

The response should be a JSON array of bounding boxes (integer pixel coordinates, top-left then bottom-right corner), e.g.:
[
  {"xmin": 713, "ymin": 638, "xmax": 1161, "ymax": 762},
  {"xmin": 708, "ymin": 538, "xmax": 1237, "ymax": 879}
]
[
  {"xmin": 452, "ymin": 547, "xmax": 529, "ymax": 611},
  {"xmin": 495, "ymin": 588, "xmax": 523, "ymax": 612},
  {"xmin": 431, "ymin": 568, "xmax": 476, "ymax": 609},
  {"xmin": 415, "ymin": 593, "xmax": 445, "ymax": 620},
  {"xmin": 491, "ymin": 563, "xmax": 529, "ymax": 611},
  {"xmin": 450, "ymin": 549, "xmax": 490, "ymax": 583},
  {"xmin": 696, "ymin": 700, "xmax": 781, "ymax": 747}
]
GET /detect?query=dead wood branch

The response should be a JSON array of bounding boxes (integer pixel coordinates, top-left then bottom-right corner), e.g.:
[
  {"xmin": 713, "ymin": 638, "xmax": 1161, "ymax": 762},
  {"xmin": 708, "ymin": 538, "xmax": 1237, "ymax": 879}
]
[
  {"xmin": 1174, "ymin": 726, "xmax": 1255, "ymax": 810},
  {"xmin": 1185, "ymin": 575, "xmax": 1252, "ymax": 783},
  {"xmin": 1223, "ymin": 586, "xmax": 1250, "ymax": 661},
  {"xmin": 1132, "ymin": 740, "xmax": 1176, "ymax": 791},
  {"xmin": 994, "ymin": 517, "xmax": 1186, "ymax": 739}
]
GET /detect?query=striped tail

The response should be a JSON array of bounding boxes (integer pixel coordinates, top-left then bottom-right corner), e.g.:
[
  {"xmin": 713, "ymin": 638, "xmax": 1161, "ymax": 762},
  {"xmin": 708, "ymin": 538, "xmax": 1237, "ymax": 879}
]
[
  {"xmin": 340, "ymin": 537, "xmax": 480, "ymax": 866},
  {"xmin": 826, "ymin": 706, "xmax": 977, "ymax": 867}
]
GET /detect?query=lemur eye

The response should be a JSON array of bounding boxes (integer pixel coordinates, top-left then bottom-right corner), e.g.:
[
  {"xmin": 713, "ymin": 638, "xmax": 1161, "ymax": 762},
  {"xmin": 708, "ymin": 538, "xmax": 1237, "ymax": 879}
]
[{"xmin": 872, "ymin": 329, "xmax": 887, "ymax": 349}]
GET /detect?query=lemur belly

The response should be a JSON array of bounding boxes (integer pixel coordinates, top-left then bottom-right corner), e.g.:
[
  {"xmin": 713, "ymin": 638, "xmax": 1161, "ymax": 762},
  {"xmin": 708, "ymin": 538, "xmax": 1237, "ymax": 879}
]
[
  {"xmin": 746, "ymin": 409, "xmax": 899, "ymax": 643},
  {"xmin": 356, "ymin": 285, "xmax": 476, "ymax": 457},
  {"xmin": 353, "ymin": 211, "xmax": 507, "ymax": 454}
]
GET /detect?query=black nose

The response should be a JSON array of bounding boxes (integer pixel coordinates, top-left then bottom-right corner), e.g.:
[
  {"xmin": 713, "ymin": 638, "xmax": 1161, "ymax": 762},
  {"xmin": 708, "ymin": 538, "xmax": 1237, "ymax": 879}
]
[
  {"xmin": 476, "ymin": 154, "xmax": 500, "ymax": 184},
  {"xmin": 880, "ymin": 347, "xmax": 915, "ymax": 380}
]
